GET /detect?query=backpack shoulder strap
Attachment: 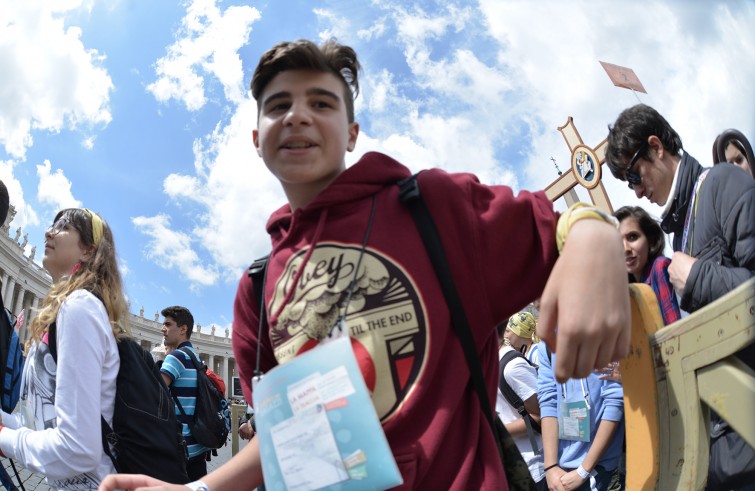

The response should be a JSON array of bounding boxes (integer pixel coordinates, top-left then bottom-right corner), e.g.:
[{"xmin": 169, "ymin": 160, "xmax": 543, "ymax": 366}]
[
  {"xmin": 499, "ymin": 349, "xmax": 541, "ymax": 434},
  {"xmin": 177, "ymin": 346, "xmax": 203, "ymax": 371},
  {"xmin": 397, "ymin": 173, "xmax": 499, "ymax": 436},
  {"xmin": 499, "ymin": 348, "xmax": 542, "ymax": 455},
  {"xmin": 172, "ymin": 347, "xmax": 200, "ymax": 421},
  {"xmin": 498, "ymin": 349, "xmax": 527, "ymax": 411},
  {"xmin": 248, "ymin": 254, "xmax": 270, "ymax": 380},
  {"xmin": 49, "ymin": 289, "xmax": 105, "ymax": 361},
  {"xmin": 49, "ymin": 322, "xmax": 58, "ymax": 361},
  {"xmin": 248, "ymin": 254, "xmax": 270, "ymax": 310}
]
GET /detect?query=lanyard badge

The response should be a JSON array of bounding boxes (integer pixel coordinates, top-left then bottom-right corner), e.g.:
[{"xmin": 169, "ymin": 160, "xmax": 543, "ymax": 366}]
[{"xmin": 558, "ymin": 381, "xmax": 592, "ymax": 442}]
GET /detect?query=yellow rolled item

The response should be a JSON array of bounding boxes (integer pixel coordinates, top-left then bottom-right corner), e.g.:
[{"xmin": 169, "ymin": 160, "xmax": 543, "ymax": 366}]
[
  {"xmin": 555, "ymin": 202, "xmax": 618, "ymax": 254},
  {"xmin": 507, "ymin": 312, "xmax": 537, "ymax": 339},
  {"xmin": 83, "ymin": 208, "xmax": 103, "ymax": 247}
]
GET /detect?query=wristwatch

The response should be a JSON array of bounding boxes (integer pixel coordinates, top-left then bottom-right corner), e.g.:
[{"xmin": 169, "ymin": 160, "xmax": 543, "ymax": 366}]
[{"xmin": 185, "ymin": 480, "xmax": 209, "ymax": 491}]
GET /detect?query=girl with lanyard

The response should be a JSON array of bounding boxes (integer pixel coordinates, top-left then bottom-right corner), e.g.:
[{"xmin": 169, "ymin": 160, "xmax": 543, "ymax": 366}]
[{"xmin": 0, "ymin": 208, "xmax": 128, "ymax": 490}]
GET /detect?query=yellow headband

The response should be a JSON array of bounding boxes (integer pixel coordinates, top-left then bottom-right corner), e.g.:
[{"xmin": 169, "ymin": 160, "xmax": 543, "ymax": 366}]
[{"xmin": 83, "ymin": 208, "xmax": 103, "ymax": 247}]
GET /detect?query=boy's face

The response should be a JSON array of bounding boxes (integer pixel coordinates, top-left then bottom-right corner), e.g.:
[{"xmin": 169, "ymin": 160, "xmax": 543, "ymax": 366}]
[
  {"xmin": 161, "ymin": 316, "xmax": 185, "ymax": 347},
  {"xmin": 629, "ymin": 137, "xmax": 676, "ymax": 206},
  {"xmin": 253, "ymin": 70, "xmax": 359, "ymax": 208}
]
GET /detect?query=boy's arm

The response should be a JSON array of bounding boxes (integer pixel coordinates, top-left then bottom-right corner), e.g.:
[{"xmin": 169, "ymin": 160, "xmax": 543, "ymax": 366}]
[
  {"xmin": 675, "ymin": 186, "xmax": 755, "ymax": 312},
  {"xmin": 535, "ymin": 343, "xmax": 566, "ymax": 489},
  {"xmin": 503, "ymin": 394, "xmax": 540, "ymax": 436},
  {"xmin": 538, "ymin": 217, "xmax": 630, "ymax": 382},
  {"xmin": 98, "ymin": 436, "xmax": 264, "ymax": 491},
  {"xmin": 233, "ymin": 272, "xmax": 279, "ymax": 403},
  {"xmin": 541, "ymin": 417, "xmax": 567, "ymax": 491}
]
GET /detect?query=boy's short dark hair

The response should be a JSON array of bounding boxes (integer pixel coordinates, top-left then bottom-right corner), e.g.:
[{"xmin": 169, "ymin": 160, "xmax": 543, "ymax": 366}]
[
  {"xmin": 161, "ymin": 306, "xmax": 194, "ymax": 338},
  {"xmin": 250, "ymin": 39, "xmax": 361, "ymax": 123},
  {"xmin": 605, "ymin": 104, "xmax": 684, "ymax": 180}
]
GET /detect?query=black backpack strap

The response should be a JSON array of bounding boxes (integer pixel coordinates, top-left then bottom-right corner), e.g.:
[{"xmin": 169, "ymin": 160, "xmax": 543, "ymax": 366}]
[
  {"xmin": 248, "ymin": 255, "xmax": 270, "ymax": 310},
  {"xmin": 248, "ymin": 254, "xmax": 270, "ymax": 380},
  {"xmin": 398, "ymin": 173, "xmax": 500, "ymax": 440},
  {"xmin": 171, "ymin": 347, "xmax": 203, "ymax": 422},
  {"xmin": 178, "ymin": 346, "xmax": 203, "ymax": 370},
  {"xmin": 171, "ymin": 394, "xmax": 190, "ymax": 422},
  {"xmin": 499, "ymin": 350, "xmax": 528, "ymax": 414},
  {"xmin": 499, "ymin": 349, "xmax": 542, "ymax": 454},
  {"xmin": 49, "ymin": 289, "xmax": 104, "ymax": 361},
  {"xmin": 48, "ymin": 322, "xmax": 58, "ymax": 361},
  {"xmin": 101, "ymin": 416, "xmax": 119, "ymax": 472}
]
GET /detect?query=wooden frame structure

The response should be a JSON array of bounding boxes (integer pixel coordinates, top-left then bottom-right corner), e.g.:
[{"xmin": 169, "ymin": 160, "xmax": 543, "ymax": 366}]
[{"xmin": 621, "ymin": 278, "xmax": 755, "ymax": 490}]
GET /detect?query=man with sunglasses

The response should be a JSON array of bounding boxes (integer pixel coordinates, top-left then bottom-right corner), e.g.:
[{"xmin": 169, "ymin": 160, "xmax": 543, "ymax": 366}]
[{"xmin": 605, "ymin": 104, "xmax": 755, "ymax": 490}]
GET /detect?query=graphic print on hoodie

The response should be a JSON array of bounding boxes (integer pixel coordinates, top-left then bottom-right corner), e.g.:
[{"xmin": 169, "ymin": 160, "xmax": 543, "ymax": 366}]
[{"xmin": 268, "ymin": 243, "xmax": 428, "ymax": 421}]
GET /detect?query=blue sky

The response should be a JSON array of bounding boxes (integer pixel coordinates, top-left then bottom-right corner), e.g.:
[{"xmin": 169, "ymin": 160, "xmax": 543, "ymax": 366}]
[{"xmin": 1, "ymin": 0, "xmax": 753, "ymax": 332}]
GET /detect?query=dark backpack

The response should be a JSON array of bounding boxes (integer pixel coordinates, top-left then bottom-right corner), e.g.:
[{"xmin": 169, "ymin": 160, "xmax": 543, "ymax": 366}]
[
  {"xmin": 0, "ymin": 307, "xmax": 23, "ymax": 414},
  {"xmin": 0, "ymin": 291, "xmax": 24, "ymax": 490},
  {"xmin": 498, "ymin": 349, "xmax": 541, "ymax": 432},
  {"xmin": 49, "ymin": 323, "xmax": 189, "ymax": 483},
  {"xmin": 173, "ymin": 347, "xmax": 229, "ymax": 450}
]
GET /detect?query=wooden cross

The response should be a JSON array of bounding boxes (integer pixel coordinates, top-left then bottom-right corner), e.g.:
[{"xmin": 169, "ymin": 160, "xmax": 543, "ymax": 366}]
[{"xmin": 544, "ymin": 117, "xmax": 614, "ymax": 213}]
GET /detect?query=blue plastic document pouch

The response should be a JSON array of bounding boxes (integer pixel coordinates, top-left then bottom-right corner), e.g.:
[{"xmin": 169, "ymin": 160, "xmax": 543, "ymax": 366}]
[
  {"xmin": 253, "ymin": 336, "xmax": 403, "ymax": 491},
  {"xmin": 558, "ymin": 398, "xmax": 591, "ymax": 443}
]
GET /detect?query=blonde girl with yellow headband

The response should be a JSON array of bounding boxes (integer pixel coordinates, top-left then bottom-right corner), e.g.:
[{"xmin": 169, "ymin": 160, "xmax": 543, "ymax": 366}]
[{"xmin": 0, "ymin": 208, "xmax": 128, "ymax": 490}]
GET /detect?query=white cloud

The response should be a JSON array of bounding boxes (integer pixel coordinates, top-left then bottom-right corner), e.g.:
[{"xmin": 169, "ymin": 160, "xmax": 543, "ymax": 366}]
[
  {"xmin": 141, "ymin": 0, "xmax": 755, "ymax": 292},
  {"xmin": 132, "ymin": 214, "xmax": 219, "ymax": 287},
  {"xmin": 0, "ymin": 1, "xmax": 113, "ymax": 158},
  {"xmin": 36, "ymin": 160, "xmax": 82, "ymax": 210},
  {"xmin": 0, "ymin": 159, "xmax": 38, "ymax": 230},
  {"xmin": 146, "ymin": 0, "xmax": 261, "ymax": 110},
  {"xmin": 357, "ymin": 18, "xmax": 386, "ymax": 41},
  {"xmin": 314, "ymin": 8, "xmax": 353, "ymax": 42},
  {"xmin": 356, "ymin": 4, "xmax": 519, "ymax": 184},
  {"xmin": 167, "ymin": 97, "xmax": 283, "ymax": 279},
  {"xmin": 478, "ymin": 0, "xmax": 755, "ymax": 196},
  {"xmin": 81, "ymin": 135, "xmax": 95, "ymax": 150},
  {"xmin": 164, "ymin": 173, "xmax": 201, "ymax": 200}
]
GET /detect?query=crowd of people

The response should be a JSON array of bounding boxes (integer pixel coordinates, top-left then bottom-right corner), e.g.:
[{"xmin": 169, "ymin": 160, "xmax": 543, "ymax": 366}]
[{"xmin": 0, "ymin": 37, "xmax": 751, "ymax": 491}]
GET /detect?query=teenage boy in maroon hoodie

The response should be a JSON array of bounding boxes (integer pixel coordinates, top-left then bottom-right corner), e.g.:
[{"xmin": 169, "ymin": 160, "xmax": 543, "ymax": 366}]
[{"xmin": 100, "ymin": 39, "xmax": 629, "ymax": 491}]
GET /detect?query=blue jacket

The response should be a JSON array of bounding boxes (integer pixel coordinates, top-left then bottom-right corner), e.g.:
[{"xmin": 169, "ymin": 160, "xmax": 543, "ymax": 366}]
[{"xmin": 535, "ymin": 342, "xmax": 624, "ymax": 471}]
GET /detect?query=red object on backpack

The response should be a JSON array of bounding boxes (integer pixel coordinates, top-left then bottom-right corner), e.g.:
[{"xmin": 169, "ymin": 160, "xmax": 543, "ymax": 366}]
[{"xmin": 206, "ymin": 368, "xmax": 226, "ymax": 395}]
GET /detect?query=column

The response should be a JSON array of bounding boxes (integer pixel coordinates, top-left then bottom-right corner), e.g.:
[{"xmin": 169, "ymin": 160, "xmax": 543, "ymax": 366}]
[
  {"xmin": 22, "ymin": 297, "xmax": 40, "ymax": 342},
  {"xmin": 0, "ymin": 273, "xmax": 8, "ymax": 303},
  {"xmin": 3, "ymin": 277, "xmax": 15, "ymax": 306},
  {"xmin": 222, "ymin": 357, "xmax": 229, "ymax": 398},
  {"xmin": 208, "ymin": 354, "xmax": 215, "ymax": 373},
  {"xmin": 13, "ymin": 287, "xmax": 25, "ymax": 317}
]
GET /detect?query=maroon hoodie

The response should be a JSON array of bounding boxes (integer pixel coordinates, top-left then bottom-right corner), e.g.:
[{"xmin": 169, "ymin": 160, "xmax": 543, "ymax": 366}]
[{"xmin": 233, "ymin": 152, "xmax": 559, "ymax": 490}]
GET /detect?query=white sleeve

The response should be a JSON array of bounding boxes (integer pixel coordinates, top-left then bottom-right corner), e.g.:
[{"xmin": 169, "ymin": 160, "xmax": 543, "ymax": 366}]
[
  {"xmin": 0, "ymin": 291, "xmax": 118, "ymax": 480},
  {"xmin": 503, "ymin": 357, "xmax": 537, "ymax": 402},
  {"xmin": 1, "ymin": 410, "xmax": 22, "ymax": 429}
]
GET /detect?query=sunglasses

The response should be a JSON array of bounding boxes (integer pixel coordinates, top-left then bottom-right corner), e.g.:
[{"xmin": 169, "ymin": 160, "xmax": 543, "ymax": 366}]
[{"xmin": 625, "ymin": 141, "xmax": 647, "ymax": 190}]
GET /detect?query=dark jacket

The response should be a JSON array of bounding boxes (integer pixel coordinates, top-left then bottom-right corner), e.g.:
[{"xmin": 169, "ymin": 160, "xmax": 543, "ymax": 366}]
[{"xmin": 661, "ymin": 152, "xmax": 755, "ymax": 313}]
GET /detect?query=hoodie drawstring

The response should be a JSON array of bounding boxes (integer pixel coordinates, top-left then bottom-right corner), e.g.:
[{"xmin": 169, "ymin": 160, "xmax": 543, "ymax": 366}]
[{"xmin": 269, "ymin": 208, "xmax": 329, "ymax": 326}]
